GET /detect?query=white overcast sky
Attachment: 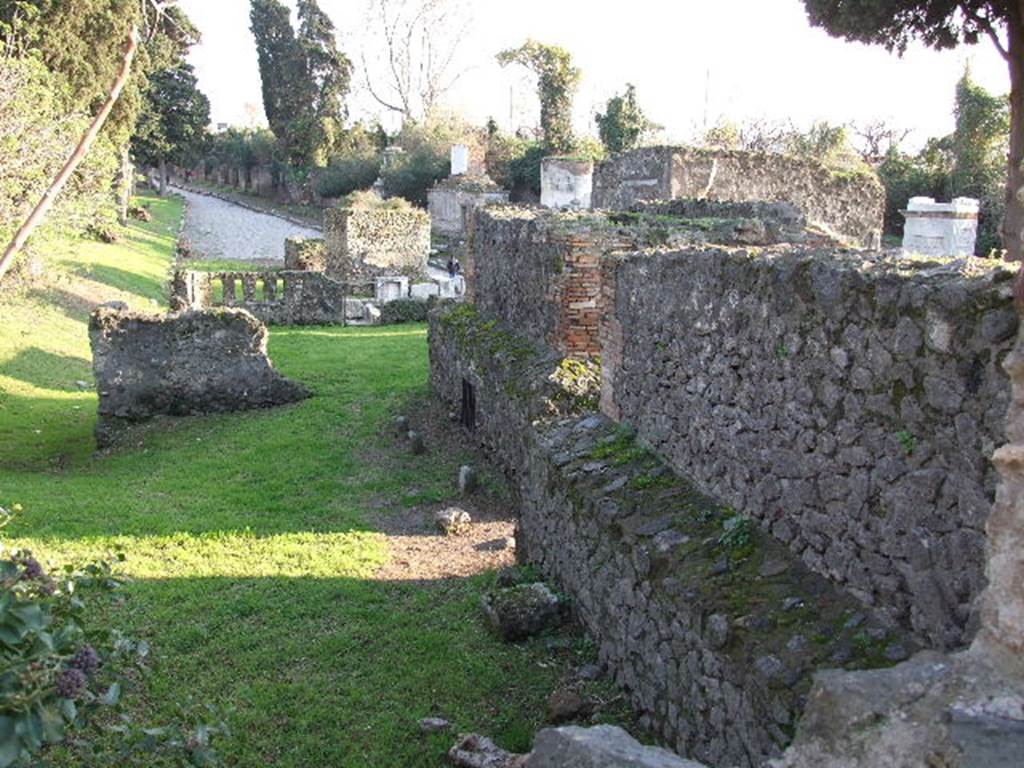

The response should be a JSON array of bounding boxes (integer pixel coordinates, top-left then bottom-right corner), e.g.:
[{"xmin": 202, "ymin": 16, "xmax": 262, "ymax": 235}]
[{"xmin": 178, "ymin": 0, "xmax": 1009, "ymax": 148}]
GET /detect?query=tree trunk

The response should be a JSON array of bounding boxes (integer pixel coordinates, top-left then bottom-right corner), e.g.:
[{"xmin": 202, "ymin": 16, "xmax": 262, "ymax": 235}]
[
  {"xmin": 1003, "ymin": 1, "xmax": 1024, "ymax": 261},
  {"xmin": 115, "ymin": 144, "xmax": 133, "ymax": 225},
  {"xmin": 159, "ymin": 157, "xmax": 168, "ymax": 195},
  {"xmin": 0, "ymin": 30, "xmax": 139, "ymax": 285}
]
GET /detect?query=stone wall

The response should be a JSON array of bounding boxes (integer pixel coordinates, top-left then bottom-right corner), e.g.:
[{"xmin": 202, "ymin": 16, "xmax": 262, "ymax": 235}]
[
  {"xmin": 323, "ymin": 206, "xmax": 430, "ymax": 280},
  {"xmin": 427, "ymin": 176, "xmax": 509, "ymax": 235},
  {"xmin": 171, "ymin": 269, "xmax": 360, "ymax": 325},
  {"xmin": 429, "ymin": 305, "xmax": 917, "ymax": 768},
  {"xmin": 90, "ymin": 306, "xmax": 308, "ymax": 447},
  {"xmin": 600, "ymin": 248, "xmax": 1016, "ymax": 648},
  {"xmin": 284, "ymin": 237, "xmax": 326, "ymax": 271},
  {"xmin": 591, "ymin": 146, "xmax": 884, "ymax": 247},
  {"xmin": 465, "ymin": 208, "xmax": 613, "ymax": 356}
]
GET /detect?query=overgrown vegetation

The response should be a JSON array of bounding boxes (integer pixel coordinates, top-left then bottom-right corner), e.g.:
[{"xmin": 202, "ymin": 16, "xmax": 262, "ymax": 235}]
[
  {"xmin": 0, "ymin": 195, "xmax": 616, "ymax": 765},
  {"xmin": 497, "ymin": 40, "xmax": 581, "ymax": 154}
]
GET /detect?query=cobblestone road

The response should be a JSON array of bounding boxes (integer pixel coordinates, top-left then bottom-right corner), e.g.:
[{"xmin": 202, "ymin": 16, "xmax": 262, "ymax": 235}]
[{"xmin": 174, "ymin": 186, "xmax": 321, "ymax": 262}]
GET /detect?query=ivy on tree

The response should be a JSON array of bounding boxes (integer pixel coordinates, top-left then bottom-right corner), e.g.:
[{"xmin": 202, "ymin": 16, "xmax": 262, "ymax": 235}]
[
  {"xmin": 802, "ymin": 0, "xmax": 1024, "ymax": 259},
  {"xmin": 595, "ymin": 84, "xmax": 657, "ymax": 155},
  {"xmin": 497, "ymin": 40, "xmax": 581, "ymax": 155}
]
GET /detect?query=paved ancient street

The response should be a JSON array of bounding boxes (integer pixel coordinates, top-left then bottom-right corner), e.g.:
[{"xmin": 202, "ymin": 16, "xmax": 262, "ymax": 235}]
[{"xmin": 173, "ymin": 186, "xmax": 320, "ymax": 262}]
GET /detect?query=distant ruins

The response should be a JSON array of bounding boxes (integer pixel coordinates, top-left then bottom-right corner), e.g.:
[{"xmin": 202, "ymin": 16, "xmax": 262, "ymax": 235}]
[
  {"xmin": 428, "ymin": 147, "xmax": 1024, "ymax": 766},
  {"xmin": 428, "ymin": 145, "xmax": 510, "ymax": 236}
]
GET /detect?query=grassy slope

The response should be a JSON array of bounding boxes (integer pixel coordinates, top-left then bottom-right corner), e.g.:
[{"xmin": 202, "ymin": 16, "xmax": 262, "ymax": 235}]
[{"xmin": 0, "ymin": 196, "xmax": 618, "ymax": 766}]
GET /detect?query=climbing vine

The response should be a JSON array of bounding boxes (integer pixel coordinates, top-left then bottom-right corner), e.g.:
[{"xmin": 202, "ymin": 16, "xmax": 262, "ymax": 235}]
[{"xmin": 497, "ymin": 40, "xmax": 580, "ymax": 155}]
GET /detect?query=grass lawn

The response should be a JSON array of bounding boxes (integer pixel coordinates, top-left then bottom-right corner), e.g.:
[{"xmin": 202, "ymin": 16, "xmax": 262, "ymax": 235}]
[{"xmin": 0, "ymin": 195, "xmax": 624, "ymax": 766}]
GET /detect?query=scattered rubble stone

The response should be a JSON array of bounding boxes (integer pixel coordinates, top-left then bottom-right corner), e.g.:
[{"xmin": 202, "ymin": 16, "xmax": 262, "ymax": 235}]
[
  {"xmin": 408, "ymin": 430, "xmax": 425, "ymax": 454},
  {"xmin": 546, "ymin": 689, "xmax": 587, "ymax": 723},
  {"xmin": 525, "ymin": 725, "xmax": 707, "ymax": 767},
  {"xmin": 482, "ymin": 583, "xmax": 562, "ymax": 642},
  {"xmin": 395, "ymin": 415, "xmax": 409, "ymax": 434},
  {"xmin": 420, "ymin": 717, "xmax": 452, "ymax": 734},
  {"xmin": 448, "ymin": 733, "xmax": 525, "ymax": 768},
  {"xmin": 435, "ymin": 507, "xmax": 472, "ymax": 535}
]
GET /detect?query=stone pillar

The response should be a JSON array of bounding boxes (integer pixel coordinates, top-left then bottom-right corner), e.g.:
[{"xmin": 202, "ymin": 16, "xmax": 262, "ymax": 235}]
[
  {"xmin": 981, "ymin": 334, "xmax": 1024, "ymax": 660},
  {"xmin": 901, "ymin": 197, "xmax": 980, "ymax": 257},
  {"xmin": 541, "ymin": 157, "xmax": 593, "ymax": 210},
  {"xmin": 451, "ymin": 145, "xmax": 470, "ymax": 176}
]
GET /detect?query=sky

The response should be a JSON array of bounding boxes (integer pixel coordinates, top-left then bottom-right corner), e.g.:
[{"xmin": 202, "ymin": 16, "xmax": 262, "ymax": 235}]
[{"xmin": 178, "ymin": 0, "xmax": 1010, "ymax": 149}]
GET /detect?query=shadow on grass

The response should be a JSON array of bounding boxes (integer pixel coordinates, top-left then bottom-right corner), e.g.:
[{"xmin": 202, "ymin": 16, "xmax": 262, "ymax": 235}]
[
  {"xmin": 62, "ymin": 571, "xmax": 597, "ymax": 768},
  {"xmin": 73, "ymin": 262, "xmax": 167, "ymax": 302},
  {"xmin": 0, "ymin": 346, "xmax": 92, "ymax": 391}
]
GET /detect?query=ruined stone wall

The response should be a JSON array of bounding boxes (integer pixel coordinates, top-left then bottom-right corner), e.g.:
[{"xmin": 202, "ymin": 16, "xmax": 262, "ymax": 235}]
[
  {"xmin": 429, "ymin": 305, "xmax": 917, "ymax": 768},
  {"xmin": 592, "ymin": 147, "xmax": 884, "ymax": 246},
  {"xmin": 90, "ymin": 306, "xmax": 308, "ymax": 446},
  {"xmin": 171, "ymin": 269, "xmax": 360, "ymax": 325},
  {"xmin": 323, "ymin": 206, "xmax": 430, "ymax": 280},
  {"xmin": 284, "ymin": 237, "xmax": 326, "ymax": 271},
  {"xmin": 427, "ymin": 177, "xmax": 509, "ymax": 235},
  {"xmin": 602, "ymin": 248, "xmax": 1016, "ymax": 648},
  {"xmin": 468, "ymin": 208, "xmax": 611, "ymax": 356}
]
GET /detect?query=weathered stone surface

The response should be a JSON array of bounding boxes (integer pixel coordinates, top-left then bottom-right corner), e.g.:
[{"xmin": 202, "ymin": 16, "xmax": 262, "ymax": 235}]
[
  {"xmin": 482, "ymin": 583, "xmax": 563, "ymax": 642},
  {"xmin": 545, "ymin": 689, "xmax": 587, "ymax": 723},
  {"xmin": 284, "ymin": 236, "xmax": 326, "ymax": 271},
  {"xmin": 525, "ymin": 725, "xmax": 707, "ymax": 767},
  {"xmin": 772, "ymin": 650, "xmax": 1024, "ymax": 768},
  {"xmin": 324, "ymin": 205, "xmax": 430, "ymax": 281},
  {"xmin": 420, "ymin": 717, "xmax": 452, "ymax": 733},
  {"xmin": 172, "ymin": 269, "xmax": 351, "ymax": 325},
  {"xmin": 430, "ymin": 307, "xmax": 917, "ymax": 767},
  {"xmin": 592, "ymin": 146, "xmax": 884, "ymax": 246},
  {"xmin": 428, "ymin": 175, "xmax": 509, "ymax": 235},
  {"xmin": 449, "ymin": 734, "xmax": 526, "ymax": 768},
  {"xmin": 602, "ymin": 248, "xmax": 1015, "ymax": 648},
  {"xmin": 90, "ymin": 307, "xmax": 308, "ymax": 447}
]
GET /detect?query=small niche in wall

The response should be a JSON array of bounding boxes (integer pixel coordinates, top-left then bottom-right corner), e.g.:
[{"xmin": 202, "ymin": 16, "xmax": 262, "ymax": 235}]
[{"xmin": 461, "ymin": 378, "xmax": 476, "ymax": 431}]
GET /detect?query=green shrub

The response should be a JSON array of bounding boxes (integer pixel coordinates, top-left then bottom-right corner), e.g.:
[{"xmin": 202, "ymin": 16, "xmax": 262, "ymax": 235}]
[
  {"xmin": 380, "ymin": 146, "xmax": 448, "ymax": 207},
  {"xmin": 0, "ymin": 504, "xmax": 227, "ymax": 767},
  {"xmin": 380, "ymin": 299, "xmax": 430, "ymax": 324},
  {"xmin": 315, "ymin": 154, "xmax": 380, "ymax": 199},
  {"xmin": 0, "ymin": 57, "xmax": 119, "ymax": 244}
]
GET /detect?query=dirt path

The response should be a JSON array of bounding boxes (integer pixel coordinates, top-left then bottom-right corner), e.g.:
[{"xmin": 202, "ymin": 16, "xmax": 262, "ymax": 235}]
[{"xmin": 173, "ymin": 186, "xmax": 320, "ymax": 262}]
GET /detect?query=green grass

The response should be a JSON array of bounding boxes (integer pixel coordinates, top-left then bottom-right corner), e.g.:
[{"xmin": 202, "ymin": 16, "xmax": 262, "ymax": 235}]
[{"xmin": 0, "ymin": 196, "xmax": 623, "ymax": 765}]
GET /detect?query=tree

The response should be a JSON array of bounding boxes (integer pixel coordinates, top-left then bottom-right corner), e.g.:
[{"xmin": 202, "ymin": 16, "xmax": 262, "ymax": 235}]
[
  {"xmin": 361, "ymin": 0, "xmax": 471, "ymax": 123},
  {"xmin": 297, "ymin": 0, "xmax": 352, "ymax": 163},
  {"xmin": 595, "ymin": 84, "xmax": 658, "ymax": 155},
  {"xmin": 250, "ymin": 0, "xmax": 352, "ymax": 167},
  {"xmin": 132, "ymin": 62, "xmax": 211, "ymax": 189},
  {"xmin": 497, "ymin": 40, "xmax": 581, "ymax": 155},
  {"xmin": 951, "ymin": 68, "xmax": 1010, "ymax": 253},
  {"xmin": 802, "ymin": 0, "xmax": 1024, "ymax": 259}
]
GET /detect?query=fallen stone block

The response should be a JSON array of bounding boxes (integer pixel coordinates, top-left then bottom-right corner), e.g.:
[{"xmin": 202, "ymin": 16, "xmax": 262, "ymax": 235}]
[
  {"xmin": 420, "ymin": 717, "xmax": 452, "ymax": 734},
  {"xmin": 482, "ymin": 583, "xmax": 562, "ymax": 642},
  {"xmin": 525, "ymin": 725, "xmax": 707, "ymax": 767},
  {"xmin": 363, "ymin": 302, "xmax": 382, "ymax": 324},
  {"xmin": 410, "ymin": 282, "xmax": 441, "ymax": 301},
  {"xmin": 90, "ymin": 307, "xmax": 309, "ymax": 447},
  {"xmin": 448, "ymin": 734, "xmax": 525, "ymax": 768},
  {"xmin": 435, "ymin": 507, "xmax": 472, "ymax": 535}
]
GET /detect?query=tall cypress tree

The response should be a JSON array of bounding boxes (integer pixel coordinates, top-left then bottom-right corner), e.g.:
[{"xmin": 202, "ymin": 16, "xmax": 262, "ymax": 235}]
[{"xmin": 250, "ymin": 0, "xmax": 351, "ymax": 167}]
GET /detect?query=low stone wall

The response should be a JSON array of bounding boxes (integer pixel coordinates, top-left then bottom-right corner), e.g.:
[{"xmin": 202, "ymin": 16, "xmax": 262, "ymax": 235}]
[
  {"xmin": 429, "ymin": 305, "xmax": 917, "ymax": 768},
  {"xmin": 284, "ymin": 237, "xmax": 326, "ymax": 271},
  {"xmin": 601, "ymin": 248, "xmax": 1016, "ymax": 648},
  {"xmin": 323, "ymin": 206, "xmax": 430, "ymax": 280},
  {"xmin": 427, "ymin": 176, "xmax": 509, "ymax": 235},
  {"xmin": 90, "ymin": 306, "xmax": 308, "ymax": 446},
  {"xmin": 171, "ymin": 269, "xmax": 359, "ymax": 325},
  {"xmin": 592, "ymin": 146, "xmax": 884, "ymax": 246}
]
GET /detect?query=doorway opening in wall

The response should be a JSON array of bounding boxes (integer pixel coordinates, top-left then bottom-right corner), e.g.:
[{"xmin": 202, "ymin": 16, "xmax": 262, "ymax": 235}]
[{"xmin": 461, "ymin": 379, "xmax": 476, "ymax": 431}]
